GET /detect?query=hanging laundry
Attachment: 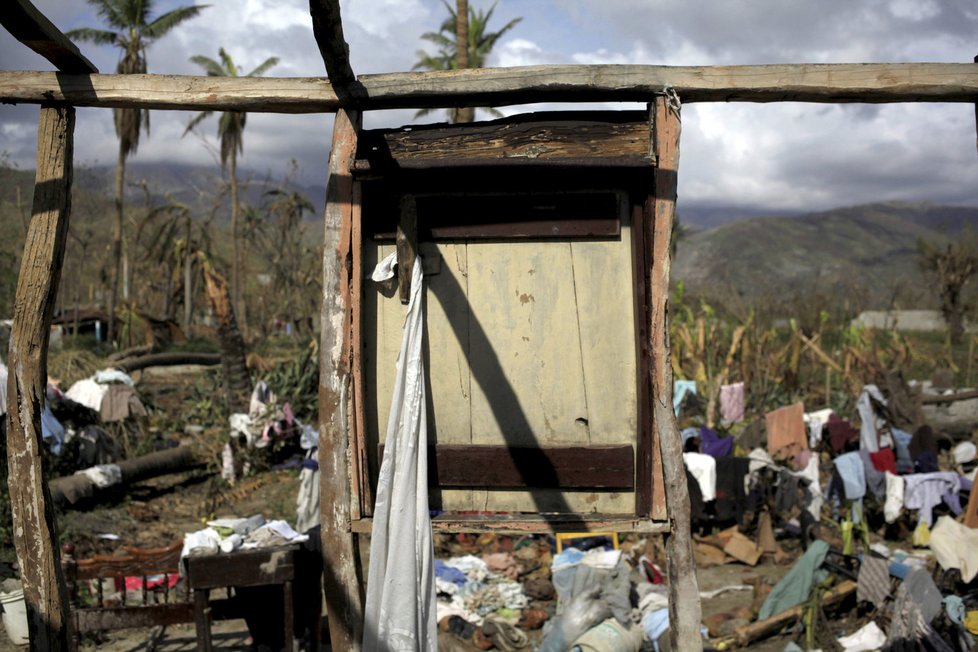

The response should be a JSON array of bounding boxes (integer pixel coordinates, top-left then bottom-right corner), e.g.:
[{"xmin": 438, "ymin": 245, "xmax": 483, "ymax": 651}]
[
  {"xmin": 804, "ymin": 407, "xmax": 834, "ymax": 449},
  {"xmin": 903, "ymin": 472, "xmax": 961, "ymax": 526},
  {"xmin": 765, "ymin": 402, "xmax": 807, "ymax": 462},
  {"xmin": 929, "ymin": 515, "xmax": 978, "ymax": 582},
  {"xmin": 699, "ymin": 426, "xmax": 733, "ymax": 458},
  {"xmin": 673, "ymin": 380, "xmax": 697, "ymax": 417},
  {"xmin": 683, "ymin": 452, "xmax": 717, "ymax": 502},
  {"xmin": 884, "ymin": 472, "xmax": 905, "ymax": 524},
  {"xmin": 362, "ymin": 254, "xmax": 437, "ymax": 652},
  {"xmin": 856, "ymin": 384, "xmax": 887, "ymax": 452},
  {"xmin": 826, "ymin": 414, "xmax": 859, "ymax": 453},
  {"xmin": 719, "ymin": 382, "xmax": 744, "ymax": 423}
]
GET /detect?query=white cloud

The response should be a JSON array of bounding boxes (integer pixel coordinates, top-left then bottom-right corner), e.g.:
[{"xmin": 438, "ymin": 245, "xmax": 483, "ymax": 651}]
[{"xmin": 0, "ymin": 0, "xmax": 976, "ymax": 213}]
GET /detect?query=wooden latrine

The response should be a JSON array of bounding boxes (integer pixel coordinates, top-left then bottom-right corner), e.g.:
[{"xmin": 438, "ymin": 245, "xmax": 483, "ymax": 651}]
[{"xmin": 349, "ymin": 110, "xmax": 668, "ymax": 529}]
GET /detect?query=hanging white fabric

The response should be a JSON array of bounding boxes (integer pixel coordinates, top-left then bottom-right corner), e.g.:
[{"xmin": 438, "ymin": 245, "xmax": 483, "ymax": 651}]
[{"xmin": 362, "ymin": 253, "xmax": 437, "ymax": 652}]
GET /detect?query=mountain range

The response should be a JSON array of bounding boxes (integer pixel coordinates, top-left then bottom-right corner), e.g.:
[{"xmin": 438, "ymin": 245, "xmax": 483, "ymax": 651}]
[{"xmin": 673, "ymin": 201, "xmax": 978, "ymax": 312}]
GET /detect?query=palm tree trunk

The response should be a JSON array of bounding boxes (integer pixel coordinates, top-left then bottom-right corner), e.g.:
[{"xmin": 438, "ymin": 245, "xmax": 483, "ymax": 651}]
[
  {"xmin": 183, "ymin": 222, "xmax": 193, "ymax": 335},
  {"xmin": 229, "ymin": 146, "xmax": 246, "ymax": 335},
  {"xmin": 454, "ymin": 0, "xmax": 475, "ymax": 123},
  {"xmin": 203, "ymin": 265, "xmax": 250, "ymax": 413},
  {"xmin": 108, "ymin": 145, "xmax": 126, "ymax": 345}
]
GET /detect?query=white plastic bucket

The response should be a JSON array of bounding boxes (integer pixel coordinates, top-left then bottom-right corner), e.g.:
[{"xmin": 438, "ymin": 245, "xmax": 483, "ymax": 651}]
[{"xmin": 0, "ymin": 588, "xmax": 29, "ymax": 645}]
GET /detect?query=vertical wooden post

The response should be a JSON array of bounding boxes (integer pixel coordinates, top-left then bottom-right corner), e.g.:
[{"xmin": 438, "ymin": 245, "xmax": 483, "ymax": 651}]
[
  {"xmin": 319, "ymin": 107, "xmax": 365, "ymax": 651},
  {"xmin": 5, "ymin": 104, "xmax": 75, "ymax": 652},
  {"xmin": 396, "ymin": 196, "xmax": 418, "ymax": 304},
  {"xmin": 649, "ymin": 93, "xmax": 703, "ymax": 651}
]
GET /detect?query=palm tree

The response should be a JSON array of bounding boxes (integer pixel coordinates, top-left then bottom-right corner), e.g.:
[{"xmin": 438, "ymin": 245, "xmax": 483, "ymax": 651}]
[
  {"xmin": 184, "ymin": 48, "xmax": 279, "ymax": 334},
  {"xmin": 67, "ymin": 0, "xmax": 206, "ymax": 345},
  {"xmin": 413, "ymin": 1, "xmax": 521, "ymax": 123}
]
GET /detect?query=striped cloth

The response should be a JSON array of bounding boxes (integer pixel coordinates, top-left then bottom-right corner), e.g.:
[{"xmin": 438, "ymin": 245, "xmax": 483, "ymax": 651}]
[{"xmin": 856, "ymin": 556, "xmax": 890, "ymax": 608}]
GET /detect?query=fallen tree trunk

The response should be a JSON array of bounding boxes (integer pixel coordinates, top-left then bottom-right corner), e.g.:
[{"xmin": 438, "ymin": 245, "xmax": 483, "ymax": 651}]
[
  {"xmin": 921, "ymin": 389, "xmax": 978, "ymax": 404},
  {"xmin": 716, "ymin": 580, "xmax": 857, "ymax": 649},
  {"xmin": 115, "ymin": 352, "xmax": 221, "ymax": 373},
  {"xmin": 49, "ymin": 445, "xmax": 200, "ymax": 507}
]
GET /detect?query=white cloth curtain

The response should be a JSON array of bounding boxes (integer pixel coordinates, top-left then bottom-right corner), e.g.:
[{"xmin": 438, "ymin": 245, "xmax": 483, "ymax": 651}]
[{"xmin": 362, "ymin": 254, "xmax": 437, "ymax": 651}]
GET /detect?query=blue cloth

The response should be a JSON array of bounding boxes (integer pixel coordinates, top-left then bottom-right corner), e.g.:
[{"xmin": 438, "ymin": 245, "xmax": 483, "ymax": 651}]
[
  {"xmin": 434, "ymin": 560, "xmax": 467, "ymax": 586},
  {"xmin": 892, "ymin": 428, "xmax": 914, "ymax": 473},
  {"xmin": 41, "ymin": 404, "xmax": 64, "ymax": 455},
  {"xmin": 673, "ymin": 380, "xmax": 697, "ymax": 417},
  {"xmin": 642, "ymin": 609, "xmax": 670, "ymax": 652},
  {"xmin": 903, "ymin": 472, "xmax": 961, "ymax": 526},
  {"xmin": 833, "ymin": 452, "xmax": 866, "ymax": 500},
  {"xmin": 944, "ymin": 595, "xmax": 965, "ymax": 625},
  {"xmin": 857, "ymin": 449, "xmax": 885, "ymax": 499}
]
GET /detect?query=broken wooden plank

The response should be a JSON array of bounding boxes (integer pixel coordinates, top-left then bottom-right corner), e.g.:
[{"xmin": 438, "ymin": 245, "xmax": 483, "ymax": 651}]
[
  {"xmin": 308, "ymin": 0, "xmax": 356, "ymax": 86},
  {"xmin": 2, "ymin": 0, "xmax": 97, "ymax": 73},
  {"xmin": 319, "ymin": 107, "xmax": 365, "ymax": 652},
  {"xmin": 5, "ymin": 104, "xmax": 75, "ymax": 652},
  {"xmin": 2, "ymin": 63, "xmax": 978, "ymax": 113},
  {"xmin": 649, "ymin": 93, "xmax": 703, "ymax": 652}
]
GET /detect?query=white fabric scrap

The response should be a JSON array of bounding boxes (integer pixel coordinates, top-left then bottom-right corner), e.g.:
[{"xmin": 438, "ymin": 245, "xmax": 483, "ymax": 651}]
[
  {"xmin": 856, "ymin": 384, "xmax": 887, "ymax": 452},
  {"xmin": 837, "ymin": 621, "xmax": 886, "ymax": 651},
  {"xmin": 295, "ymin": 463, "xmax": 320, "ymax": 534},
  {"xmin": 884, "ymin": 471, "xmax": 905, "ymax": 524},
  {"xmin": 76, "ymin": 464, "xmax": 122, "ymax": 488},
  {"xmin": 792, "ymin": 453, "xmax": 822, "ymax": 520},
  {"xmin": 953, "ymin": 441, "xmax": 977, "ymax": 466},
  {"xmin": 930, "ymin": 515, "xmax": 978, "ymax": 583},
  {"xmin": 443, "ymin": 555, "xmax": 490, "ymax": 582},
  {"xmin": 683, "ymin": 452, "xmax": 717, "ymax": 502},
  {"xmin": 181, "ymin": 528, "xmax": 221, "ymax": 558},
  {"xmin": 229, "ymin": 413, "xmax": 258, "ymax": 447},
  {"xmin": 65, "ymin": 378, "xmax": 109, "ymax": 412},
  {"xmin": 804, "ymin": 408, "xmax": 834, "ymax": 449},
  {"xmin": 362, "ymin": 255, "xmax": 437, "ymax": 652},
  {"xmin": 0, "ymin": 359, "xmax": 7, "ymax": 417},
  {"xmin": 94, "ymin": 368, "xmax": 135, "ymax": 386}
]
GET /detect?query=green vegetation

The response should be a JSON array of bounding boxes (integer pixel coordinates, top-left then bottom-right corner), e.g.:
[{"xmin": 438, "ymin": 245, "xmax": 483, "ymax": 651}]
[{"xmin": 413, "ymin": 1, "xmax": 522, "ymax": 122}]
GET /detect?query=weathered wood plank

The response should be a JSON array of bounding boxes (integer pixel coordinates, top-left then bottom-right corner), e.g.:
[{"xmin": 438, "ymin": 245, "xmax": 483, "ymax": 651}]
[
  {"xmin": 1, "ymin": 63, "xmax": 977, "ymax": 113},
  {"xmin": 357, "ymin": 114, "xmax": 653, "ymax": 165},
  {"xmin": 308, "ymin": 0, "xmax": 356, "ymax": 86},
  {"xmin": 2, "ymin": 0, "xmax": 97, "ymax": 74},
  {"xmin": 376, "ymin": 445, "xmax": 635, "ymax": 489},
  {"xmin": 5, "ymin": 104, "xmax": 75, "ymax": 652},
  {"xmin": 74, "ymin": 605, "xmax": 194, "ymax": 632},
  {"xmin": 352, "ymin": 513, "xmax": 670, "ymax": 535},
  {"xmin": 318, "ymin": 108, "xmax": 364, "ymax": 652},
  {"xmin": 649, "ymin": 94, "xmax": 702, "ymax": 651}
]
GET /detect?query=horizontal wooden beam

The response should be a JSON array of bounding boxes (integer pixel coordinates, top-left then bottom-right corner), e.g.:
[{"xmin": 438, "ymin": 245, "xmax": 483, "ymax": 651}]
[
  {"xmin": 378, "ymin": 444, "xmax": 635, "ymax": 490},
  {"xmin": 1, "ymin": 63, "xmax": 977, "ymax": 113},
  {"xmin": 351, "ymin": 513, "xmax": 670, "ymax": 535},
  {"xmin": 2, "ymin": 0, "xmax": 97, "ymax": 74}
]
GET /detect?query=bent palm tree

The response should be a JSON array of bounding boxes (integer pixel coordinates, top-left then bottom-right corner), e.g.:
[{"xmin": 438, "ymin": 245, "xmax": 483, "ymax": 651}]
[
  {"xmin": 184, "ymin": 48, "xmax": 279, "ymax": 334},
  {"xmin": 68, "ymin": 0, "xmax": 206, "ymax": 345},
  {"xmin": 414, "ymin": 0, "xmax": 521, "ymax": 123}
]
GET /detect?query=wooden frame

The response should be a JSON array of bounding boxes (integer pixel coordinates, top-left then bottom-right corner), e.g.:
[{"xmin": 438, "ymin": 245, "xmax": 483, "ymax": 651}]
[{"xmin": 345, "ymin": 110, "xmax": 670, "ymax": 535}]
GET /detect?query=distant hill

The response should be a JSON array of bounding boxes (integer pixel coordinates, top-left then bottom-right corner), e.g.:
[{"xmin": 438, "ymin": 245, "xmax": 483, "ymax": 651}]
[{"xmin": 672, "ymin": 202, "xmax": 978, "ymax": 311}]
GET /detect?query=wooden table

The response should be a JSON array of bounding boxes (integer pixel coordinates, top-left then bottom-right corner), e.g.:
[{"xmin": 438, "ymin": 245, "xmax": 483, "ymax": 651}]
[{"xmin": 185, "ymin": 545, "xmax": 297, "ymax": 652}]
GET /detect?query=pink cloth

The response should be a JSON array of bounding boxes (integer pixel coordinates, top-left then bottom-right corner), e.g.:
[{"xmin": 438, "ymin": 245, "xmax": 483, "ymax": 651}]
[{"xmin": 720, "ymin": 382, "xmax": 745, "ymax": 423}]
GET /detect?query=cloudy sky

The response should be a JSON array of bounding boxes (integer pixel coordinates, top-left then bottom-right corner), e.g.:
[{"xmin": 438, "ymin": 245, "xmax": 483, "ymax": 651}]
[{"xmin": 1, "ymin": 0, "xmax": 977, "ymax": 219}]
